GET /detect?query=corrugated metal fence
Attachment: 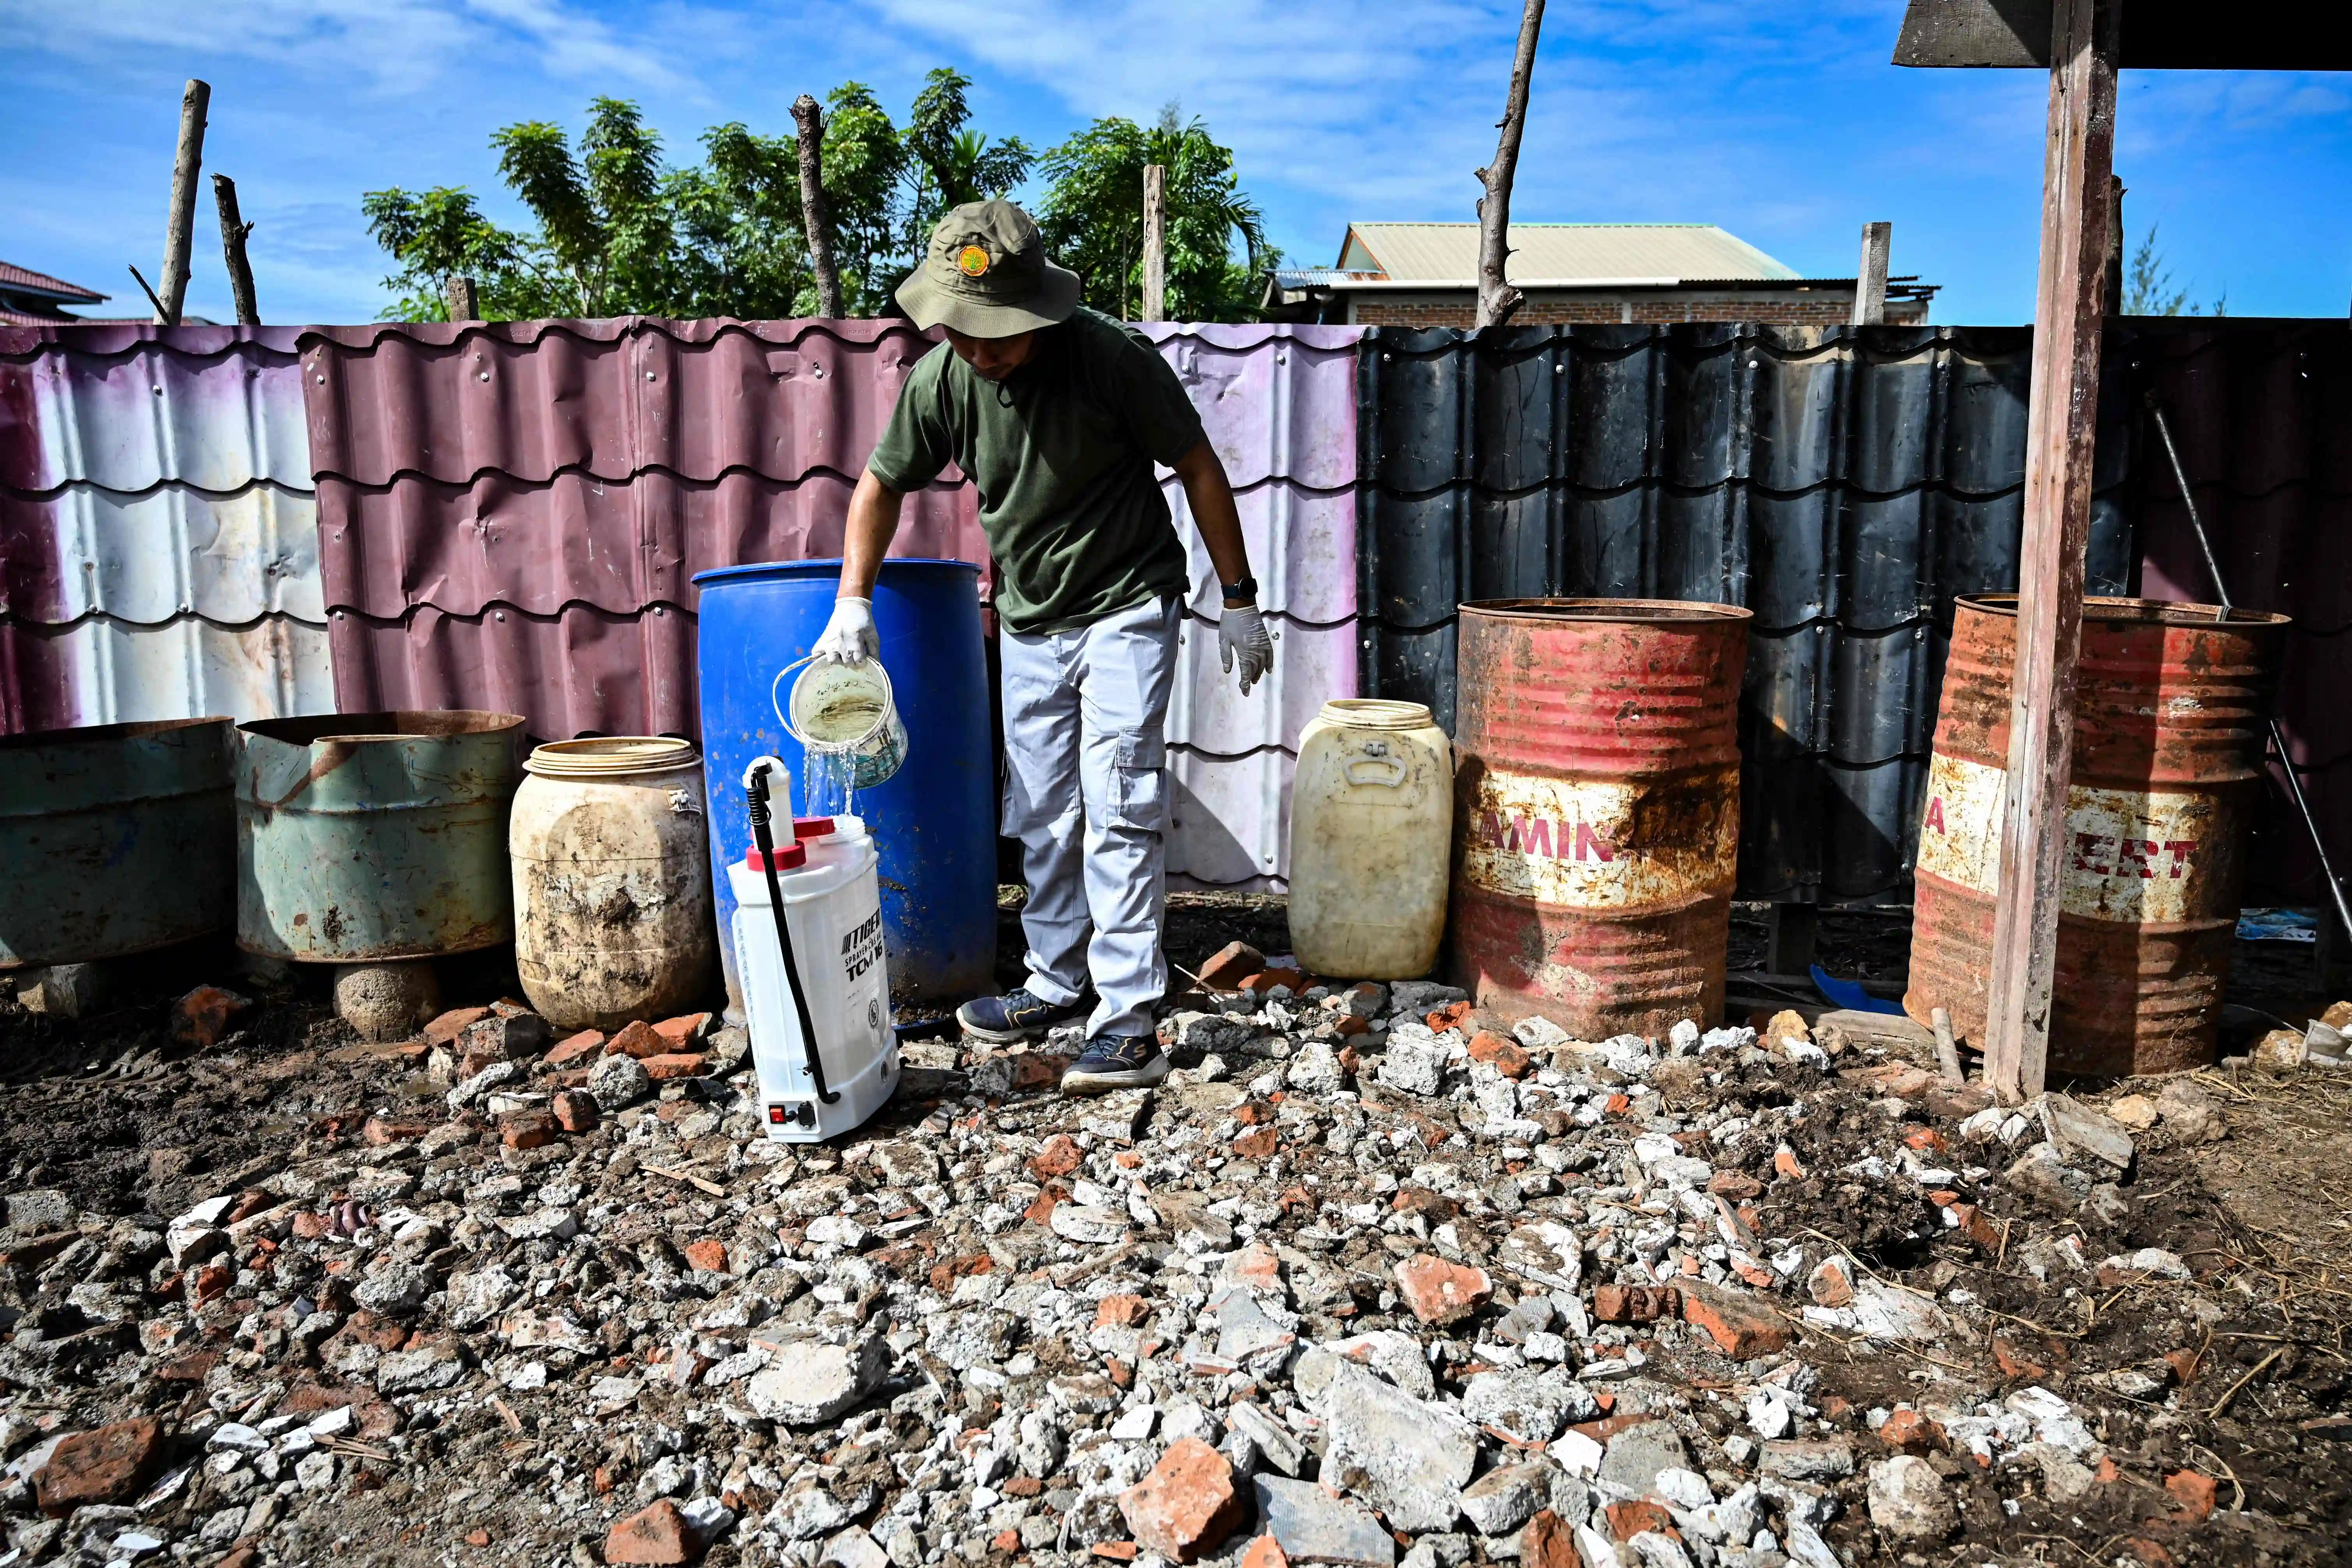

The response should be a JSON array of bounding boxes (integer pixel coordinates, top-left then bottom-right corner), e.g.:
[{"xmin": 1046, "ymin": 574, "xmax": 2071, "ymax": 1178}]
[
  {"xmin": 1355, "ymin": 320, "xmax": 2346, "ymax": 909},
  {"xmin": 1, "ymin": 316, "xmax": 2341, "ymax": 909}
]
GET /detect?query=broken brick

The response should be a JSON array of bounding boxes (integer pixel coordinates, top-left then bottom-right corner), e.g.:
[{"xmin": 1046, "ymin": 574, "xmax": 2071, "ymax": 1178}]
[
  {"xmin": 1876, "ymin": 1408, "xmax": 1944, "ymax": 1454},
  {"xmin": 1605, "ymin": 1499, "xmax": 1676, "ymax": 1543},
  {"xmin": 172, "ymin": 985, "xmax": 251, "ymax": 1050},
  {"xmin": 1097, "ymin": 1294, "xmax": 1151, "ymax": 1328},
  {"xmin": 1394, "ymin": 1254, "xmax": 1492, "ymax": 1325},
  {"xmin": 1195, "ymin": 941, "xmax": 1264, "ymax": 991},
  {"xmin": 604, "ymin": 1498, "xmax": 698, "ymax": 1564},
  {"xmin": 1592, "ymin": 1283, "xmax": 1680, "ymax": 1323},
  {"xmin": 551, "ymin": 1090, "xmax": 601, "ymax": 1133},
  {"xmin": 546, "ymin": 1030, "xmax": 606, "ymax": 1067},
  {"xmin": 2165, "ymin": 1469, "xmax": 2217, "ymax": 1522},
  {"xmin": 1467, "ymin": 1031, "xmax": 1532, "ymax": 1078},
  {"xmin": 639, "ymin": 1053, "xmax": 708, "ymax": 1081},
  {"xmin": 1116, "ymin": 1437, "xmax": 1244, "ymax": 1563},
  {"xmin": 1679, "ymin": 1282, "xmax": 1792, "ymax": 1358},
  {"xmin": 32, "ymin": 1416, "xmax": 167, "ymax": 1516},
  {"xmin": 1028, "ymin": 1135, "xmax": 1083, "ymax": 1180},
  {"xmin": 606, "ymin": 1021, "xmax": 665, "ymax": 1059},
  {"xmin": 500, "ymin": 1111, "xmax": 559, "ymax": 1150},
  {"xmin": 681, "ymin": 1240, "xmax": 728, "ymax": 1274}
]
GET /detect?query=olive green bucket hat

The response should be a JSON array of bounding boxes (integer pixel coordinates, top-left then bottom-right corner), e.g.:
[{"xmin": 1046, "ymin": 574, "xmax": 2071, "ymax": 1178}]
[{"xmin": 895, "ymin": 200, "xmax": 1081, "ymax": 337}]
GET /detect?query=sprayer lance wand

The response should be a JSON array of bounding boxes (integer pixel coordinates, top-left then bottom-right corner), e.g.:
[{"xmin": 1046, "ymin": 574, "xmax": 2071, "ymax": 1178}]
[{"xmin": 744, "ymin": 760, "xmax": 839, "ymax": 1105}]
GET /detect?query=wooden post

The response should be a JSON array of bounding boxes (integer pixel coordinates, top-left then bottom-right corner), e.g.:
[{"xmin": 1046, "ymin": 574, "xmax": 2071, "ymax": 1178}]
[
  {"xmin": 1140, "ymin": 164, "xmax": 1168, "ymax": 323},
  {"xmin": 1852, "ymin": 221, "xmax": 1891, "ymax": 325},
  {"xmin": 1475, "ymin": 0, "xmax": 1545, "ymax": 330},
  {"xmin": 1981, "ymin": 0, "xmax": 2120, "ymax": 1104},
  {"xmin": 445, "ymin": 275, "xmax": 479, "ymax": 323},
  {"xmin": 1767, "ymin": 904, "xmax": 1819, "ymax": 977},
  {"xmin": 157, "ymin": 79, "xmax": 211, "ymax": 325},
  {"xmin": 212, "ymin": 174, "xmax": 259, "ymax": 325},
  {"xmin": 791, "ymin": 95, "xmax": 845, "ymax": 320}
]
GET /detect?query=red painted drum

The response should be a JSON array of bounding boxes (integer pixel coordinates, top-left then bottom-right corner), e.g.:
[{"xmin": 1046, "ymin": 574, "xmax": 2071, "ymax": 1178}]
[
  {"xmin": 1450, "ymin": 599, "xmax": 1752, "ymax": 1041},
  {"xmin": 1905, "ymin": 595, "xmax": 2290, "ymax": 1077}
]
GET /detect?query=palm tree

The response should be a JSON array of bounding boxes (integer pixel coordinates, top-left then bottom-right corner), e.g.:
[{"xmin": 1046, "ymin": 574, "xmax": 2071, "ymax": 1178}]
[{"xmin": 1036, "ymin": 105, "xmax": 1277, "ymax": 322}]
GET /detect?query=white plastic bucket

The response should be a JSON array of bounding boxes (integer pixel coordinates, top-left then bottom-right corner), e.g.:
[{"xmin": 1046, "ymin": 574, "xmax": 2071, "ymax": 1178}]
[{"xmin": 773, "ymin": 657, "xmax": 906, "ymax": 792}]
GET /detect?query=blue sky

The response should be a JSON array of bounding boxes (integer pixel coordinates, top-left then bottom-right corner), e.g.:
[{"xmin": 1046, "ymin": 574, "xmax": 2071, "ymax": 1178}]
[{"xmin": 4, "ymin": 0, "xmax": 2347, "ymax": 326}]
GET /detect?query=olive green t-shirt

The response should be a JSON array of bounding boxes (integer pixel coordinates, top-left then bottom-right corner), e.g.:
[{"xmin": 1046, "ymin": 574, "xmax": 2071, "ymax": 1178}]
[{"xmin": 867, "ymin": 307, "xmax": 1204, "ymax": 635}]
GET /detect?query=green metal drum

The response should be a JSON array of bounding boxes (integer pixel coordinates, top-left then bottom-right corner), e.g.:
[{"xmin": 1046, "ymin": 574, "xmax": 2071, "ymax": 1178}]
[
  {"xmin": 236, "ymin": 710, "xmax": 525, "ymax": 961},
  {"xmin": 0, "ymin": 717, "xmax": 235, "ymax": 968}
]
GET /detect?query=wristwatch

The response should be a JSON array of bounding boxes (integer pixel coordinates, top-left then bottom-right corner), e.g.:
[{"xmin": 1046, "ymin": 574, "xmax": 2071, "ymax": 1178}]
[{"xmin": 1220, "ymin": 574, "xmax": 1258, "ymax": 602}]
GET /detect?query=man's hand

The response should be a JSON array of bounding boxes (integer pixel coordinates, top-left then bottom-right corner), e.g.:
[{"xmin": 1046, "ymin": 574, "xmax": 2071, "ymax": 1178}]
[
  {"xmin": 813, "ymin": 597, "xmax": 879, "ymax": 664},
  {"xmin": 1218, "ymin": 602, "xmax": 1275, "ymax": 695}
]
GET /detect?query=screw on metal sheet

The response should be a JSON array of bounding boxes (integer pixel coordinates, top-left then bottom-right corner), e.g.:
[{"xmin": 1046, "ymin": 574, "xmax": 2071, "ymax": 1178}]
[
  {"xmin": 478, "ymin": 371, "xmax": 490, "ymax": 382},
  {"xmin": 496, "ymin": 611, "xmax": 507, "ymax": 621},
  {"xmin": 1277, "ymin": 352, "xmax": 1287, "ymax": 364},
  {"xmin": 645, "ymin": 371, "xmax": 657, "ymax": 381},
  {"xmin": 153, "ymin": 386, "xmax": 163, "ymax": 395}
]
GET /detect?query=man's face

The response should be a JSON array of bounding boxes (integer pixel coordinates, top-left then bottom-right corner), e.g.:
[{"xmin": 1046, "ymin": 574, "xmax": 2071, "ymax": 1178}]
[{"xmin": 943, "ymin": 326, "xmax": 1038, "ymax": 381}]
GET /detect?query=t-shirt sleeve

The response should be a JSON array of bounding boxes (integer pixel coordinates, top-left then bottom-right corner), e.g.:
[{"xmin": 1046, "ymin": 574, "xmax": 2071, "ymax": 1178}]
[
  {"xmin": 1116, "ymin": 335, "xmax": 1208, "ymax": 467},
  {"xmin": 866, "ymin": 348, "xmax": 955, "ymax": 492}
]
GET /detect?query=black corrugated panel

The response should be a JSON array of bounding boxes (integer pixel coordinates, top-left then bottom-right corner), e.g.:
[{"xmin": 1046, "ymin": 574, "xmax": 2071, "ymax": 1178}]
[{"xmin": 1357, "ymin": 323, "xmax": 2135, "ymax": 905}]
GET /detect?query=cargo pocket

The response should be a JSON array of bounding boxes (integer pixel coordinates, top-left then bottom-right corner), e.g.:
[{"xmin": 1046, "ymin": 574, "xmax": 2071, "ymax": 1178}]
[{"xmin": 1105, "ymin": 734, "xmax": 1168, "ymax": 832}]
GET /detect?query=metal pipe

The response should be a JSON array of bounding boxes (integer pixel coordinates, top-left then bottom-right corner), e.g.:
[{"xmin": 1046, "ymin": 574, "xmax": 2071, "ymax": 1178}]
[{"xmin": 2146, "ymin": 393, "xmax": 2352, "ymax": 948}]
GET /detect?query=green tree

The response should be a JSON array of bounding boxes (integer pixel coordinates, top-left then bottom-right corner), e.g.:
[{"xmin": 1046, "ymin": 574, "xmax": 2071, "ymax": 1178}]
[
  {"xmin": 1036, "ymin": 104, "xmax": 1277, "ymax": 322},
  {"xmin": 360, "ymin": 187, "xmax": 571, "ymax": 321},
  {"xmin": 2121, "ymin": 225, "xmax": 2226, "ymax": 317},
  {"xmin": 902, "ymin": 69, "xmax": 1035, "ymax": 249}
]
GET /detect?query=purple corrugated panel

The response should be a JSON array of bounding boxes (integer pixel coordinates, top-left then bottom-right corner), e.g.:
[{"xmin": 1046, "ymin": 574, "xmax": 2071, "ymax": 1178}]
[
  {"xmin": 1142, "ymin": 325, "xmax": 1362, "ymax": 490},
  {"xmin": 301, "ymin": 318, "xmax": 991, "ymax": 738},
  {"xmin": 1169, "ymin": 480, "xmax": 1355, "ymax": 624},
  {"xmin": 318, "ymin": 469, "xmax": 973, "ymax": 619},
  {"xmin": 326, "ymin": 602, "xmax": 698, "ymax": 740},
  {"xmin": 2130, "ymin": 320, "xmax": 2352, "ymax": 908},
  {"xmin": 0, "ymin": 325, "xmax": 328, "ymax": 734},
  {"xmin": 1143, "ymin": 325, "xmax": 1367, "ymax": 886},
  {"xmin": 301, "ymin": 319, "xmax": 952, "ymax": 492}
]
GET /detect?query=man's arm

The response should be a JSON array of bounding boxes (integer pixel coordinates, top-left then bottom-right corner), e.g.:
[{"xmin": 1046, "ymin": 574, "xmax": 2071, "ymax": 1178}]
[
  {"xmin": 839, "ymin": 468, "xmax": 907, "ymax": 601},
  {"xmin": 1169, "ymin": 438, "xmax": 1250, "ymax": 600},
  {"xmin": 1170, "ymin": 437, "xmax": 1275, "ymax": 694},
  {"xmin": 810, "ymin": 468, "xmax": 906, "ymax": 663}
]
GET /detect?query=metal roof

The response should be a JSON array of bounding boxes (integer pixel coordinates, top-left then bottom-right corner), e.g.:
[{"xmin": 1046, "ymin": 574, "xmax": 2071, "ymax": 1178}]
[
  {"xmin": 0, "ymin": 325, "xmax": 332, "ymax": 733},
  {"xmin": 0, "ymin": 262, "xmax": 107, "ymax": 306},
  {"xmin": 1891, "ymin": 0, "xmax": 2352, "ymax": 70},
  {"xmin": 1342, "ymin": 224, "xmax": 1803, "ymax": 287}
]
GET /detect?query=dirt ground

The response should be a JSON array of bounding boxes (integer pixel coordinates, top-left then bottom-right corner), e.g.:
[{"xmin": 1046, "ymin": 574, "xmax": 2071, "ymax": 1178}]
[{"xmin": 4, "ymin": 898, "xmax": 2349, "ymax": 1567}]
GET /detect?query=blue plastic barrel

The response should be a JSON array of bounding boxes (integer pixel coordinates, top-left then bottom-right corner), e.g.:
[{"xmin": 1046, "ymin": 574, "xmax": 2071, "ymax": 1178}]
[{"xmin": 694, "ymin": 558, "xmax": 994, "ymax": 1012}]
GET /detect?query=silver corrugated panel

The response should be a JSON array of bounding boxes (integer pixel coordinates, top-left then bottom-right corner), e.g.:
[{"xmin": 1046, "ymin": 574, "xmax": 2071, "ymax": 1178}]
[
  {"xmin": 6, "ymin": 615, "xmax": 336, "ymax": 725},
  {"xmin": 0, "ymin": 326, "xmax": 331, "ymax": 732},
  {"xmin": 1142, "ymin": 324, "xmax": 1365, "ymax": 890}
]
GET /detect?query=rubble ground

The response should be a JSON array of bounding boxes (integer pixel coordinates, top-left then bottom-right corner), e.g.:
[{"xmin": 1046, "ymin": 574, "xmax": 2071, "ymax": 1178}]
[{"xmin": 3, "ymin": 905, "xmax": 2349, "ymax": 1568}]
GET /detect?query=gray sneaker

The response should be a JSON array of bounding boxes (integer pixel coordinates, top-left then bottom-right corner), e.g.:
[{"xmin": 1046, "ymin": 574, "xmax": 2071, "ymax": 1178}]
[
  {"xmin": 1060, "ymin": 1034, "xmax": 1170, "ymax": 1096},
  {"xmin": 956, "ymin": 985, "xmax": 1089, "ymax": 1044}
]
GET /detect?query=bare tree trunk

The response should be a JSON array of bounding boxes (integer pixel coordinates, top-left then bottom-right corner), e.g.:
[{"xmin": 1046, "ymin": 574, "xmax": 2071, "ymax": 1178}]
[
  {"xmin": 1474, "ymin": 0, "xmax": 1544, "ymax": 330},
  {"xmin": 792, "ymin": 94, "xmax": 845, "ymax": 320},
  {"xmin": 1851, "ymin": 221, "xmax": 1891, "ymax": 325},
  {"xmin": 445, "ymin": 275, "xmax": 480, "ymax": 323},
  {"xmin": 157, "ymin": 79, "xmax": 211, "ymax": 325},
  {"xmin": 1141, "ymin": 165, "xmax": 1168, "ymax": 322},
  {"xmin": 212, "ymin": 174, "xmax": 259, "ymax": 325}
]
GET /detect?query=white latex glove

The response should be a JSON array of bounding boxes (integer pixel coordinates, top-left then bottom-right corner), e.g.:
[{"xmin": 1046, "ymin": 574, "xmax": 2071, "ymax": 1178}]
[
  {"xmin": 812, "ymin": 596, "xmax": 879, "ymax": 664},
  {"xmin": 1218, "ymin": 601, "xmax": 1275, "ymax": 695}
]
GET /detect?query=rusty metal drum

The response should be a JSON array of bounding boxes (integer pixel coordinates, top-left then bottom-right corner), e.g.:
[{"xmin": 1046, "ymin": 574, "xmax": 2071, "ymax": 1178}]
[
  {"xmin": 1451, "ymin": 599, "xmax": 1751, "ymax": 1040},
  {"xmin": 237, "ymin": 710, "xmax": 525, "ymax": 962},
  {"xmin": 1905, "ymin": 595, "xmax": 2290, "ymax": 1077}
]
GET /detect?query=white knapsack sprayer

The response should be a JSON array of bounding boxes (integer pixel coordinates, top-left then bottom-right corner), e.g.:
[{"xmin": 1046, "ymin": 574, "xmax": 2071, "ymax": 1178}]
[{"xmin": 731, "ymin": 757, "xmax": 898, "ymax": 1141}]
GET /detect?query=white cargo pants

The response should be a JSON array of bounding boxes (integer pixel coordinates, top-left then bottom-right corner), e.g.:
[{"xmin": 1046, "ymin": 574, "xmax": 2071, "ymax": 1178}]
[{"xmin": 999, "ymin": 593, "xmax": 1182, "ymax": 1040}]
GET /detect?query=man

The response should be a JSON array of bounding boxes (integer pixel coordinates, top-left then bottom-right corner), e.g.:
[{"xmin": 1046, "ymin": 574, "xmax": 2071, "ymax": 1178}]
[{"xmin": 813, "ymin": 200, "xmax": 1272, "ymax": 1095}]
